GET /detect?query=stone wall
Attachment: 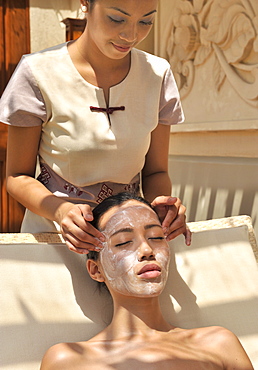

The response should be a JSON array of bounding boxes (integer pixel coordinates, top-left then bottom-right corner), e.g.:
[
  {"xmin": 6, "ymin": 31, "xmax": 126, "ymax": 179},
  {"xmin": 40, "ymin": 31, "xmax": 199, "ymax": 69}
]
[
  {"xmin": 155, "ymin": 0, "xmax": 258, "ymax": 237},
  {"xmin": 29, "ymin": 0, "xmax": 80, "ymax": 52}
]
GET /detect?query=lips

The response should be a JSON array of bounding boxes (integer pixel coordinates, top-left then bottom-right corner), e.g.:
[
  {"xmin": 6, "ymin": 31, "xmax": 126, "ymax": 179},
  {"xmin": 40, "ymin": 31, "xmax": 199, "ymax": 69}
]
[
  {"xmin": 112, "ymin": 43, "xmax": 132, "ymax": 53},
  {"xmin": 137, "ymin": 264, "xmax": 161, "ymax": 279}
]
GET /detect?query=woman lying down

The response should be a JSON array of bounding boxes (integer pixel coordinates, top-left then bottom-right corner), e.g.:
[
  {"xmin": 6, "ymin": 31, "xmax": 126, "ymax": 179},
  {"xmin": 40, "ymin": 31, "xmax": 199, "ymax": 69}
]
[{"xmin": 41, "ymin": 192, "xmax": 253, "ymax": 370}]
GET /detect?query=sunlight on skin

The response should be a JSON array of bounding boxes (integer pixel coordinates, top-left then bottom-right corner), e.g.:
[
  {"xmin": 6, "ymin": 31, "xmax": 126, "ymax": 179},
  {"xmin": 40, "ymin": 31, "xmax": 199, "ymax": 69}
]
[{"xmin": 98, "ymin": 203, "xmax": 170, "ymax": 297}]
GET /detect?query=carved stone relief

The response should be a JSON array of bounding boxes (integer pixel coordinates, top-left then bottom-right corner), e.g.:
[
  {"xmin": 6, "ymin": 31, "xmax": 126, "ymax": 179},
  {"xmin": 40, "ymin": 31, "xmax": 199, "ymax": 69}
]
[{"xmin": 164, "ymin": 0, "xmax": 258, "ymax": 107}]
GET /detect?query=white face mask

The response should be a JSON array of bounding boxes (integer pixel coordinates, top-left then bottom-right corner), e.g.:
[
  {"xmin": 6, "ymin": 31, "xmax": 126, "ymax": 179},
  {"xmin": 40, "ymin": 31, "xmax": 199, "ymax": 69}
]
[{"xmin": 99, "ymin": 203, "xmax": 170, "ymax": 297}]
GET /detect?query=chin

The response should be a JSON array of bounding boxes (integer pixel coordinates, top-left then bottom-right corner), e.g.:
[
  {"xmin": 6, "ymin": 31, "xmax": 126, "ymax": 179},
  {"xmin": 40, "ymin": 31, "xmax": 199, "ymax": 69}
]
[{"xmin": 121, "ymin": 282, "xmax": 166, "ymax": 298}]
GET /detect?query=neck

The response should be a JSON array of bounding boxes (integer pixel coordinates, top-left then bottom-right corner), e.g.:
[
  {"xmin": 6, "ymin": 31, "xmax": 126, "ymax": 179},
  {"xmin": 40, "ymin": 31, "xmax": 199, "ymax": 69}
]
[{"xmin": 106, "ymin": 296, "xmax": 174, "ymax": 341}]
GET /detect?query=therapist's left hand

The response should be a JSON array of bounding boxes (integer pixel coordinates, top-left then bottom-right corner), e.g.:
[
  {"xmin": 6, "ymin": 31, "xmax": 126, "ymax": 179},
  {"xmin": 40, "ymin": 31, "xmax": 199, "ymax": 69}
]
[{"xmin": 151, "ymin": 196, "xmax": 191, "ymax": 246}]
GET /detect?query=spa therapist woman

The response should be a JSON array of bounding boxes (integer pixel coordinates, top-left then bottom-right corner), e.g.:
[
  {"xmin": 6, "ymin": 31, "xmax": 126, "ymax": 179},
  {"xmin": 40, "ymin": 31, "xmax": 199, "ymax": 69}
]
[{"xmin": 0, "ymin": 0, "xmax": 191, "ymax": 253}]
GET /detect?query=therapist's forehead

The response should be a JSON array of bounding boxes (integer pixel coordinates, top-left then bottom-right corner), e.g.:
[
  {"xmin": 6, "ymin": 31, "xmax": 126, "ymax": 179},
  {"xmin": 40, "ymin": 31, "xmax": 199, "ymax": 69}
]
[{"xmin": 99, "ymin": 200, "xmax": 159, "ymax": 231}]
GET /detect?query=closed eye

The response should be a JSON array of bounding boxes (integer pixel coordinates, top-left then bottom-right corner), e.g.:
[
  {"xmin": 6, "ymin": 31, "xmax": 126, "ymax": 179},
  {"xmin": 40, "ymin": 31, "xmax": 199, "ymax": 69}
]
[
  {"xmin": 140, "ymin": 20, "xmax": 153, "ymax": 26},
  {"xmin": 115, "ymin": 240, "xmax": 132, "ymax": 247},
  {"xmin": 149, "ymin": 237, "xmax": 165, "ymax": 241},
  {"xmin": 108, "ymin": 16, "xmax": 124, "ymax": 23},
  {"xmin": 108, "ymin": 16, "xmax": 153, "ymax": 26}
]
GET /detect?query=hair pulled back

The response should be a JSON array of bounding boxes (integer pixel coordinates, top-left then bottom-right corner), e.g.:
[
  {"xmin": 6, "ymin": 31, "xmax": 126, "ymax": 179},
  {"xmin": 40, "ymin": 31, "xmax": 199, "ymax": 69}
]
[{"xmin": 87, "ymin": 192, "xmax": 153, "ymax": 261}]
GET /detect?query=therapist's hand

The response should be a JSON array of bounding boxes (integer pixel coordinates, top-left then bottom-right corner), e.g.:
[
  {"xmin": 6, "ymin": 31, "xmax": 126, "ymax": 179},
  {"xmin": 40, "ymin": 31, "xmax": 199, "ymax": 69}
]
[
  {"xmin": 151, "ymin": 196, "xmax": 191, "ymax": 246},
  {"xmin": 58, "ymin": 203, "xmax": 105, "ymax": 254}
]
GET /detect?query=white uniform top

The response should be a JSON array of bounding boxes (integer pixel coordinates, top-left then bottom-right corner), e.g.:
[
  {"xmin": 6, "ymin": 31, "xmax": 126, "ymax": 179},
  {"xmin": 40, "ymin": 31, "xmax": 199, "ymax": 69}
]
[{"xmin": 0, "ymin": 43, "xmax": 184, "ymax": 232}]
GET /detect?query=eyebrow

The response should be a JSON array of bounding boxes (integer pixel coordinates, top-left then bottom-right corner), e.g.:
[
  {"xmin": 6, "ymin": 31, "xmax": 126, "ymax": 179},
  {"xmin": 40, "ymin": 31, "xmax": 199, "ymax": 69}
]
[
  {"xmin": 145, "ymin": 224, "xmax": 163, "ymax": 231},
  {"xmin": 107, "ymin": 7, "xmax": 157, "ymax": 17},
  {"xmin": 110, "ymin": 224, "xmax": 162, "ymax": 237}
]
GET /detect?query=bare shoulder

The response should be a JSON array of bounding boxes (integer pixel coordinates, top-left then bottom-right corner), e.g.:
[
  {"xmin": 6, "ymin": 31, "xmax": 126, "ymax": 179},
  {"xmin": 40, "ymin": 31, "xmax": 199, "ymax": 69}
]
[
  {"xmin": 190, "ymin": 325, "xmax": 237, "ymax": 343},
  {"xmin": 193, "ymin": 325, "xmax": 245, "ymax": 350},
  {"xmin": 191, "ymin": 326, "xmax": 254, "ymax": 369},
  {"xmin": 40, "ymin": 341, "xmax": 92, "ymax": 370}
]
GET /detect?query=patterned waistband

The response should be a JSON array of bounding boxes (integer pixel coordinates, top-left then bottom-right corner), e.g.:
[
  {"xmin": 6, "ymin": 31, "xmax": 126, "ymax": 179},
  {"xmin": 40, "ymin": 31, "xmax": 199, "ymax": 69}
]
[{"xmin": 37, "ymin": 162, "xmax": 140, "ymax": 207}]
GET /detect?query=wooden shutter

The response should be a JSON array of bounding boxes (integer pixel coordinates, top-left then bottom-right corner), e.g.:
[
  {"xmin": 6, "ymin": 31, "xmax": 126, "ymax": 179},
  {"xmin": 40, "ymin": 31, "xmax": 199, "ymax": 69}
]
[{"xmin": 0, "ymin": 0, "xmax": 30, "ymax": 231}]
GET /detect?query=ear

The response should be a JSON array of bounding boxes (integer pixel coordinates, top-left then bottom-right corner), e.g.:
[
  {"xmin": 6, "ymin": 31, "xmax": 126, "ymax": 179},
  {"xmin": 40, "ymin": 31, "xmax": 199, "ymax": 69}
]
[
  {"xmin": 80, "ymin": 1, "xmax": 88, "ymax": 12},
  {"xmin": 86, "ymin": 259, "xmax": 105, "ymax": 283}
]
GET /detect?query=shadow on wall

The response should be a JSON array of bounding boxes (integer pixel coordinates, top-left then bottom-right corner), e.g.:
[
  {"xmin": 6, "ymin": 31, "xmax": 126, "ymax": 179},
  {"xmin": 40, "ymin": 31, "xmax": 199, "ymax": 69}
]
[{"xmin": 169, "ymin": 155, "xmax": 258, "ymax": 237}]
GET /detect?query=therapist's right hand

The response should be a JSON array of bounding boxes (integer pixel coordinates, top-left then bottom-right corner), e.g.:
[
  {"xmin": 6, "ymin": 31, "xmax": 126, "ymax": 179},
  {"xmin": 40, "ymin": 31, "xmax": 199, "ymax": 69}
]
[{"xmin": 58, "ymin": 203, "xmax": 105, "ymax": 254}]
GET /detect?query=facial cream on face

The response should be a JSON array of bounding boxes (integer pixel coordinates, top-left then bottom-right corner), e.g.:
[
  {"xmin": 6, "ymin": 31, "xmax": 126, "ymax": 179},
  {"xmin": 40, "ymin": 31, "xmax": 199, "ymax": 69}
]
[{"xmin": 99, "ymin": 204, "xmax": 170, "ymax": 297}]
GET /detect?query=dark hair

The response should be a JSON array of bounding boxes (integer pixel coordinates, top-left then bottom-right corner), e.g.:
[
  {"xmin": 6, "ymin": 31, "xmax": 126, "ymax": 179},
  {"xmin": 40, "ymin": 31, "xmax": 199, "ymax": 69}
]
[
  {"xmin": 87, "ymin": 0, "xmax": 96, "ymax": 10},
  {"xmin": 87, "ymin": 192, "xmax": 153, "ymax": 261}
]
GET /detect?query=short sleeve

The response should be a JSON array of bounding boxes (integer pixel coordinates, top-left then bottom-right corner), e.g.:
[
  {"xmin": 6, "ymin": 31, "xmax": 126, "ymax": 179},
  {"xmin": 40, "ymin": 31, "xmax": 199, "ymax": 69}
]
[
  {"xmin": 159, "ymin": 68, "xmax": 184, "ymax": 125},
  {"xmin": 0, "ymin": 56, "xmax": 47, "ymax": 127}
]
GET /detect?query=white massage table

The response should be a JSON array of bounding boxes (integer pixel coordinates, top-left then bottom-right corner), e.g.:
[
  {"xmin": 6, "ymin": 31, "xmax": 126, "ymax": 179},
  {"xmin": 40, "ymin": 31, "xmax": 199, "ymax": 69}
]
[{"xmin": 1, "ymin": 215, "xmax": 257, "ymax": 369}]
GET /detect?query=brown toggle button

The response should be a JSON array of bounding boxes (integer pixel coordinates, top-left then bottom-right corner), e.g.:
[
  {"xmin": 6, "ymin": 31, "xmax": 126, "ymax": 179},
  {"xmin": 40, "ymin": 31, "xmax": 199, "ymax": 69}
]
[{"xmin": 90, "ymin": 106, "xmax": 125, "ymax": 114}]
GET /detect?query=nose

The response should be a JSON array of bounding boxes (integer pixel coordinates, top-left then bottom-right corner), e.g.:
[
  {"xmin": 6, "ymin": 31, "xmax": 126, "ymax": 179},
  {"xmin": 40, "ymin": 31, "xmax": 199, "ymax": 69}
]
[
  {"xmin": 138, "ymin": 240, "xmax": 155, "ymax": 262},
  {"xmin": 119, "ymin": 23, "xmax": 137, "ymax": 43}
]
